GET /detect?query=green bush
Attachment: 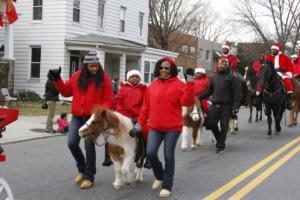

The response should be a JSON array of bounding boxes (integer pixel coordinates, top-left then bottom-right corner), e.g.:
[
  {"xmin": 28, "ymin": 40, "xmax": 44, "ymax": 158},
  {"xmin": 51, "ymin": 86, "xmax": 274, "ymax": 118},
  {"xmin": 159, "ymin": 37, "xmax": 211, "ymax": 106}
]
[{"xmin": 26, "ymin": 90, "xmax": 42, "ymax": 102}]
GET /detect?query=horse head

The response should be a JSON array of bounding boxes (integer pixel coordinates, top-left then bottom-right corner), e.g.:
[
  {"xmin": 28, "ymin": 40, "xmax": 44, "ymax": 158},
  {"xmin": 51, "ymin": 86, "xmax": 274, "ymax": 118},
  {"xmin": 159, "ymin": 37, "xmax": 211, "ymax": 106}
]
[
  {"xmin": 79, "ymin": 106, "xmax": 120, "ymax": 140},
  {"xmin": 259, "ymin": 61, "xmax": 275, "ymax": 90}
]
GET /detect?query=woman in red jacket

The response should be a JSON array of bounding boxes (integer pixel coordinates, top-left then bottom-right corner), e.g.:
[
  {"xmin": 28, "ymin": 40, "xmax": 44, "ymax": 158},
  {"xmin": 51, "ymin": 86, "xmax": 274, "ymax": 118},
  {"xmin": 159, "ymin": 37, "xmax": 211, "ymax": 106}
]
[
  {"xmin": 114, "ymin": 70, "xmax": 151, "ymax": 168},
  {"xmin": 49, "ymin": 51, "xmax": 113, "ymax": 189},
  {"xmin": 130, "ymin": 57, "xmax": 195, "ymax": 198}
]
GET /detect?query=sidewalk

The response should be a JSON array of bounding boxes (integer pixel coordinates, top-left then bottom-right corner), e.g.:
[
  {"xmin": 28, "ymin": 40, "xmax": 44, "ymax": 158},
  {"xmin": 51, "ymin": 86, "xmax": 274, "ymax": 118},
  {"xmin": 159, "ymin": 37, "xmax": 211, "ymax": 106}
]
[{"xmin": 0, "ymin": 115, "xmax": 63, "ymax": 144}]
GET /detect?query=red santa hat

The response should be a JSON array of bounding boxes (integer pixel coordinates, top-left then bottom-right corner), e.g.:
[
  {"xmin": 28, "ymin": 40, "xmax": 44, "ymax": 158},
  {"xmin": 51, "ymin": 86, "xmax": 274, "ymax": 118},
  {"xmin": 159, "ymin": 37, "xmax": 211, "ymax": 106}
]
[
  {"xmin": 127, "ymin": 70, "xmax": 142, "ymax": 80},
  {"xmin": 195, "ymin": 66, "xmax": 206, "ymax": 74},
  {"xmin": 222, "ymin": 43, "xmax": 231, "ymax": 50},
  {"xmin": 271, "ymin": 43, "xmax": 282, "ymax": 51},
  {"xmin": 160, "ymin": 56, "xmax": 177, "ymax": 66}
]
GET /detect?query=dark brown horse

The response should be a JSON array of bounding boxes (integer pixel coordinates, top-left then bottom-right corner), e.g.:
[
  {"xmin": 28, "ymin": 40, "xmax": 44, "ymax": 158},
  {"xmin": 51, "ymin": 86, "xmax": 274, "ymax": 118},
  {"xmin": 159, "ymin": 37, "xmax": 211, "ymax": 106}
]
[
  {"xmin": 288, "ymin": 77, "xmax": 300, "ymax": 126},
  {"xmin": 244, "ymin": 66, "xmax": 263, "ymax": 123}
]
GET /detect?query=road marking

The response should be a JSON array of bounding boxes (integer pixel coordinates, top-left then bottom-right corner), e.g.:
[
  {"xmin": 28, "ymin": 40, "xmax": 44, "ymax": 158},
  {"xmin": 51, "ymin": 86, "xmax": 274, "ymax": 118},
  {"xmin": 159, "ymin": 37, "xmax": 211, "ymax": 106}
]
[
  {"xmin": 202, "ymin": 136, "xmax": 300, "ymax": 200},
  {"xmin": 228, "ymin": 144, "xmax": 300, "ymax": 200}
]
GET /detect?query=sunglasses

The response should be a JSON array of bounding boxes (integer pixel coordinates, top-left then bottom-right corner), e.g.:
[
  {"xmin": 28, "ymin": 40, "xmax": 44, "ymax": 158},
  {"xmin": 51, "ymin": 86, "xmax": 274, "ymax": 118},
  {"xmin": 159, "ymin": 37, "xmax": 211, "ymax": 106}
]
[{"xmin": 159, "ymin": 66, "xmax": 171, "ymax": 70}]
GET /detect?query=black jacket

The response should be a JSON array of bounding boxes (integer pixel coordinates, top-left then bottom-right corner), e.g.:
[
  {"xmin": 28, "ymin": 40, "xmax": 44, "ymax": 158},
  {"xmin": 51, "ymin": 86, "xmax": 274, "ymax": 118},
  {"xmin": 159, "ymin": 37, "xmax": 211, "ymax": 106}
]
[
  {"xmin": 199, "ymin": 68, "xmax": 240, "ymax": 110},
  {"xmin": 45, "ymin": 80, "xmax": 59, "ymax": 101}
]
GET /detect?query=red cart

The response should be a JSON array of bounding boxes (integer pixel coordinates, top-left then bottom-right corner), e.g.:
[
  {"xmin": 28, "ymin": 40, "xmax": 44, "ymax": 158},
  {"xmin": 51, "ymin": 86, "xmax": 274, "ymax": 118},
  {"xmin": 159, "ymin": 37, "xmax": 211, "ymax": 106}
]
[{"xmin": 0, "ymin": 108, "xmax": 19, "ymax": 162}]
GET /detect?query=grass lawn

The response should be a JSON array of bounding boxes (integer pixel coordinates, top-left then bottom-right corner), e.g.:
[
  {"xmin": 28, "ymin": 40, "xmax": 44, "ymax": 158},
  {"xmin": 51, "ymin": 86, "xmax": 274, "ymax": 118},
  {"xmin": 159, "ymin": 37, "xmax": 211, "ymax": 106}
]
[{"xmin": 8, "ymin": 101, "xmax": 71, "ymax": 116}]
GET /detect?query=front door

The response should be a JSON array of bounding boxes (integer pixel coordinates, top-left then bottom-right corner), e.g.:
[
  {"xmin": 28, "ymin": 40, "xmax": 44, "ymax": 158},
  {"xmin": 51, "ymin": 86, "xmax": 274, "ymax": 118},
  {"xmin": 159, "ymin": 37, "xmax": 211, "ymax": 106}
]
[{"xmin": 70, "ymin": 56, "xmax": 80, "ymax": 77}]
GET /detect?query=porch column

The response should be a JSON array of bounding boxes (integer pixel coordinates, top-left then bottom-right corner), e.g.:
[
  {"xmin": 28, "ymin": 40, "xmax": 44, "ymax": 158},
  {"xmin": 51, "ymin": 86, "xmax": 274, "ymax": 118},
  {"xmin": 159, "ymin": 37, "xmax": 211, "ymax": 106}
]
[
  {"xmin": 3, "ymin": 24, "xmax": 14, "ymax": 60},
  {"xmin": 96, "ymin": 48, "xmax": 105, "ymax": 69},
  {"xmin": 119, "ymin": 54, "xmax": 126, "ymax": 81},
  {"xmin": 139, "ymin": 56, "xmax": 145, "ymax": 82}
]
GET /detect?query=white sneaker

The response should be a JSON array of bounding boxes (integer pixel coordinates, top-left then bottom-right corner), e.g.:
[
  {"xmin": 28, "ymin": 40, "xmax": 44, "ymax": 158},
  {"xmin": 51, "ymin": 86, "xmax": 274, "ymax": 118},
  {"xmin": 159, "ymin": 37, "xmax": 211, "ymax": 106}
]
[
  {"xmin": 152, "ymin": 179, "xmax": 162, "ymax": 191},
  {"xmin": 159, "ymin": 189, "xmax": 172, "ymax": 198}
]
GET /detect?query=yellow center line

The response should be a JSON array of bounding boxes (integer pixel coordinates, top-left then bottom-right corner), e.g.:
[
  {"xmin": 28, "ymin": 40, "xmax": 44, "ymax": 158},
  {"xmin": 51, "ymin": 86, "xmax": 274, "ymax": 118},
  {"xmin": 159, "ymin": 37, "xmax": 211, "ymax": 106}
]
[
  {"xmin": 228, "ymin": 144, "xmax": 300, "ymax": 200},
  {"xmin": 202, "ymin": 136, "xmax": 300, "ymax": 200}
]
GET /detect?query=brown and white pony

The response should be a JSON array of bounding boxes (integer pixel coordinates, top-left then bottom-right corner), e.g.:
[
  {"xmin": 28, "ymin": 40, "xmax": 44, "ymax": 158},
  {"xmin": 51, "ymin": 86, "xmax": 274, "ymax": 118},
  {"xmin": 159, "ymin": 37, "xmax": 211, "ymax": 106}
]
[
  {"xmin": 181, "ymin": 98, "xmax": 214, "ymax": 151},
  {"xmin": 289, "ymin": 77, "xmax": 300, "ymax": 127},
  {"xmin": 79, "ymin": 106, "xmax": 144, "ymax": 191}
]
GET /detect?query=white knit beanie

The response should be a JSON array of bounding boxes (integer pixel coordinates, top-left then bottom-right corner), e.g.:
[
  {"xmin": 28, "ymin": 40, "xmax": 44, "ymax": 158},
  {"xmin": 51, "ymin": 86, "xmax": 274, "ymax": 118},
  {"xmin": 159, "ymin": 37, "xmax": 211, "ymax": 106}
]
[{"xmin": 127, "ymin": 70, "xmax": 142, "ymax": 80}]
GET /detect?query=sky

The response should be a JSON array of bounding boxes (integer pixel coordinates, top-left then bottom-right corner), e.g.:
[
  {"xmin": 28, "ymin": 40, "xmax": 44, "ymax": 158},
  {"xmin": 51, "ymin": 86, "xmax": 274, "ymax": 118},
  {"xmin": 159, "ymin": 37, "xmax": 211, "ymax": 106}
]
[{"xmin": 205, "ymin": 0, "xmax": 257, "ymax": 42}]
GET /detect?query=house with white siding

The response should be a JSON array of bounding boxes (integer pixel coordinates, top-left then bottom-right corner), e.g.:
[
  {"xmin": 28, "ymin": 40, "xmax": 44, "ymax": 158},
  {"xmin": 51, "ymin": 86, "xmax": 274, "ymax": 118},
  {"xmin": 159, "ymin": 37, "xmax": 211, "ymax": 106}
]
[{"xmin": 0, "ymin": 0, "xmax": 177, "ymax": 96}]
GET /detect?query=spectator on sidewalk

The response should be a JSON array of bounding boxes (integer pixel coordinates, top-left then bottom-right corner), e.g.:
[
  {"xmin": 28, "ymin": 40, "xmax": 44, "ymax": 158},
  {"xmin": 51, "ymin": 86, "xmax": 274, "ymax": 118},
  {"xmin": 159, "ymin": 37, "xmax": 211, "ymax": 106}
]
[
  {"xmin": 57, "ymin": 112, "xmax": 69, "ymax": 135},
  {"xmin": 45, "ymin": 71, "xmax": 59, "ymax": 133}
]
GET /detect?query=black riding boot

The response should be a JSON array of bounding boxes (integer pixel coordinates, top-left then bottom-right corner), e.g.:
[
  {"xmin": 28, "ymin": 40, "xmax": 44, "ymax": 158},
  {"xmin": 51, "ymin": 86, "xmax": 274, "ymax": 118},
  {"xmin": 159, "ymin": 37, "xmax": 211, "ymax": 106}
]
[
  {"xmin": 102, "ymin": 142, "xmax": 113, "ymax": 166},
  {"xmin": 286, "ymin": 93, "xmax": 292, "ymax": 110}
]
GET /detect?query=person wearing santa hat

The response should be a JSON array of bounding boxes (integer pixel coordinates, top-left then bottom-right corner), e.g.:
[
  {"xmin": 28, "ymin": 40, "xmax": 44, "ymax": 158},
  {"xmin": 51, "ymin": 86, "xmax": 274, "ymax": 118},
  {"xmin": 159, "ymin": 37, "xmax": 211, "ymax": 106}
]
[
  {"xmin": 114, "ymin": 70, "xmax": 151, "ymax": 169},
  {"xmin": 252, "ymin": 54, "xmax": 266, "ymax": 77},
  {"xmin": 263, "ymin": 43, "xmax": 294, "ymax": 109},
  {"xmin": 218, "ymin": 43, "xmax": 238, "ymax": 72},
  {"xmin": 194, "ymin": 66, "xmax": 210, "ymax": 114},
  {"xmin": 291, "ymin": 54, "xmax": 300, "ymax": 77},
  {"xmin": 129, "ymin": 57, "xmax": 195, "ymax": 198}
]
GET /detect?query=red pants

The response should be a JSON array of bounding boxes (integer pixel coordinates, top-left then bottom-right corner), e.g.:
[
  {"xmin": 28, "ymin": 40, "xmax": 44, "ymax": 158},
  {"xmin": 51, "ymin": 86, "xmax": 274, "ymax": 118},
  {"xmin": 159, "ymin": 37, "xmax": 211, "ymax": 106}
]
[{"xmin": 257, "ymin": 77, "xmax": 293, "ymax": 93}]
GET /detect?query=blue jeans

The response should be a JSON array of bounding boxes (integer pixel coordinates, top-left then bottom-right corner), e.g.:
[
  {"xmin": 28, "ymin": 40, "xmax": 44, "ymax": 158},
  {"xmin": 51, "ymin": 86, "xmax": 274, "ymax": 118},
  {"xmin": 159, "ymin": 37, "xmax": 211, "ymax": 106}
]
[
  {"xmin": 68, "ymin": 116, "xmax": 96, "ymax": 182},
  {"xmin": 146, "ymin": 130, "xmax": 180, "ymax": 191}
]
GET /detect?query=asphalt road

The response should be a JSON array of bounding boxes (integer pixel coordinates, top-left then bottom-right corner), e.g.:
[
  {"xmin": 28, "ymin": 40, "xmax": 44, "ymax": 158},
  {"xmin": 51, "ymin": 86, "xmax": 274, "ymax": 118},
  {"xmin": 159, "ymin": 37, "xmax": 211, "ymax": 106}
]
[{"xmin": 1, "ymin": 109, "xmax": 300, "ymax": 200}]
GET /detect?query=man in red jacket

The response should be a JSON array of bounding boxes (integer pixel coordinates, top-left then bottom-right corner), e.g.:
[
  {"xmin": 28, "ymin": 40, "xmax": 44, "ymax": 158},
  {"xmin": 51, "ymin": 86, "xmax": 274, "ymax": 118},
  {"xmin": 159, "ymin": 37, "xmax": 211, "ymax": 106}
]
[
  {"xmin": 291, "ymin": 54, "xmax": 300, "ymax": 77},
  {"xmin": 264, "ymin": 43, "xmax": 294, "ymax": 109},
  {"xmin": 49, "ymin": 51, "xmax": 113, "ymax": 189},
  {"xmin": 194, "ymin": 66, "xmax": 210, "ymax": 114},
  {"xmin": 219, "ymin": 43, "xmax": 238, "ymax": 72},
  {"xmin": 252, "ymin": 54, "xmax": 265, "ymax": 77}
]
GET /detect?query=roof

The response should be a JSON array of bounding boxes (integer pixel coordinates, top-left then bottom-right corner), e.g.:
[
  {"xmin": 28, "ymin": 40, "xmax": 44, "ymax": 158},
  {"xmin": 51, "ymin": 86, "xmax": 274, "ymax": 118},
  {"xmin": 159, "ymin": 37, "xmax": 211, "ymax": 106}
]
[{"xmin": 65, "ymin": 34, "xmax": 146, "ymax": 51}]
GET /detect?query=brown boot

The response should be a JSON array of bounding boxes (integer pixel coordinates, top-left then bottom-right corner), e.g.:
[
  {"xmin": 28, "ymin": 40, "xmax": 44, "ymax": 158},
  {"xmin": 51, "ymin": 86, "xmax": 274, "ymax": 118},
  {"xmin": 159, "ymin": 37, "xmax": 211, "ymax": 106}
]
[
  {"xmin": 80, "ymin": 180, "xmax": 93, "ymax": 189},
  {"xmin": 74, "ymin": 173, "xmax": 84, "ymax": 185}
]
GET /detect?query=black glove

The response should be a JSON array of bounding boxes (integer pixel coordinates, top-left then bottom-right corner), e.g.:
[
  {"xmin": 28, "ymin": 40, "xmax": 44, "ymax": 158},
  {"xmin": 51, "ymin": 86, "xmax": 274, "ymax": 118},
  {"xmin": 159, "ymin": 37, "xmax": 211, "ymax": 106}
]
[
  {"xmin": 49, "ymin": 67, "xmax": 61, "ymax": 81},
  {"xmin": 129, "ymin": 123, "xmax": 142, "ymax": 138}
]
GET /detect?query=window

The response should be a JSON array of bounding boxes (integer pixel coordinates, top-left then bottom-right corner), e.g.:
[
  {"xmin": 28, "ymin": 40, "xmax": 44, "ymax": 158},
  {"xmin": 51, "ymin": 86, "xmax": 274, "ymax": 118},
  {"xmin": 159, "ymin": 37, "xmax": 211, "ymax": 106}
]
[
  {"xmin": 33, "ymin": 0, "xmax": 43, "ymax": 20},
  {"xmin": 98, "ymin": 0, "xmax": 105, "ymax": 29},
  {"xmin": 120, "ymin": 7, "xmax": 126, "ymax": 32},
  {"xmin": 144, "ymin": 61, "xmax": 155, "ymax": 83},
  {"xmin": 182, "ymin": 45, "xmax": 188, "ymax": 55},
  {"xmin": 30, "ymin": 47, "xmax": 41, "ymax": 78},
  {"xmin": 198, "ymin": 48, "xmax": 203, "ymax": 60},
  {"xmin": 139, "ymin": 12, "xmax": 144, "ymax": 36},
  {"xmin": 190, "ymin": 46, "xmax": 196, "ymax": 57},
  {"xmin": 206, "ymin": 50, "xmax": 210, "ymax": 61},
  {"xmin": 73, "ymin": 0, "xmax": 80, "ymax": 22}
]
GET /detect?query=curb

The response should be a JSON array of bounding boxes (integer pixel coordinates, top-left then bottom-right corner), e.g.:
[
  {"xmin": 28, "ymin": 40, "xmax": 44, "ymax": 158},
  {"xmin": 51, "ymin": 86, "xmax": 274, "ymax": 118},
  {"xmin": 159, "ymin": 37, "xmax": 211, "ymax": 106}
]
[{"xmin": 0, "ymin": 134, "xmax": 64, "ymax": 145}]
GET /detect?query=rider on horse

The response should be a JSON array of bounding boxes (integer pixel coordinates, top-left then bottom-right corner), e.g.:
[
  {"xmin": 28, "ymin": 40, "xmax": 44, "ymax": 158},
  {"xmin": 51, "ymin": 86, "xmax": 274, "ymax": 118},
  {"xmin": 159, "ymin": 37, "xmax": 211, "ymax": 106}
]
[
  {"xmin": 291, "ymin": 54, "xmax": 300, "ymax": 77},
  {"xmin": 218, "ymin": 42, "xmax": 238, "ymax": 72},
  {"xmin": 252, "ymin": 54, "xmax": 266, "ymax": 77}
]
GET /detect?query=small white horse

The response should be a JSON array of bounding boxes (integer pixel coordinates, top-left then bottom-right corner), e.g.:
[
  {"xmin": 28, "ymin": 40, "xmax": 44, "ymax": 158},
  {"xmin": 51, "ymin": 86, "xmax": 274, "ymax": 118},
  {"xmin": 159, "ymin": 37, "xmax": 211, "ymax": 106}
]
[
  {"xmin": 181, "ymin": 99, "xmax": 215, "ymax": 151},
  {"xmin": 79, "ymin": 106, "xmax": 144, "ymax": 191}
]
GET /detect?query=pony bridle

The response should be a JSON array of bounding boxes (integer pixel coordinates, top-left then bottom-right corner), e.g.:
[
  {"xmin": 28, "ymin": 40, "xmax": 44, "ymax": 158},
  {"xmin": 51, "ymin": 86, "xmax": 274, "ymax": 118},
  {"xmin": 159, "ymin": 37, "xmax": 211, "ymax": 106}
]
[{"xmin": 84, "ymin": 122, "xmax": 113, "ymax": 146}]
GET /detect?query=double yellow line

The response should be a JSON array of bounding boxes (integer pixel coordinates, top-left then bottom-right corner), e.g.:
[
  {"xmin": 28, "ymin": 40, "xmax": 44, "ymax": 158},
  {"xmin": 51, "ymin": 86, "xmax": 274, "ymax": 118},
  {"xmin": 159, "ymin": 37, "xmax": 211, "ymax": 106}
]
[{"xmin": 203, "ymin": 136, "xmax": 300, "ymax": 200}]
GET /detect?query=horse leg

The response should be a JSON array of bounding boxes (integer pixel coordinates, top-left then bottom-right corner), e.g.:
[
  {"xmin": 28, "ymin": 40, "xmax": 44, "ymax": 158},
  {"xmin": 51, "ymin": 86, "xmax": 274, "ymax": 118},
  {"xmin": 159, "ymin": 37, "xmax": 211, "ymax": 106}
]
[
  {"xmin": 274, "ymin": 109, "xmax": 283, "ymax": 135},
  {"xmin": 259, "ymin": 106, "xmax": 263, "ymax": 121},
  {"xmin": 248, "ymin": 104, "xmax": 253, "ymax": 123},
  {"xmin": 266, "ymin": 107, "xmax": 272, "ymax": 138},
  {"xmin": 196, "ymin": 126, "xmax": 204, "ymax": 146},
  {"xmin": 191, "ymin": 127, "xmax": 199, "ymax": 149},
  {"xmin": 294, "ymin": 103, "xmax": 299, "ymax": 126},
  {"xmin": 288, "ymin": 108, "xmax": 294, "ymax": 127},
  {"xmin": 112, "ymin": 160, "xmax": 123, "ymax": 191},
  {"xmin": 229, "ymin": 118, "xmax": 235, "ymax": 135},
  {"xmin": 135, "ymin": 166, "xmax": 144, "ymax": 183},
  {"xmin": 255, "ymin": 107, "xmax": 259, "ymax": 122},
  {"xmin": 121, "ymin": 149, "xmax": 135, "ymax": 185},
  {"xmin": 234, "ymin": 115, "xmax": 239, "ymax": 131},
  {"xmin": 181, "ymin": 126, "xmax": 190, "ymax": 151}
]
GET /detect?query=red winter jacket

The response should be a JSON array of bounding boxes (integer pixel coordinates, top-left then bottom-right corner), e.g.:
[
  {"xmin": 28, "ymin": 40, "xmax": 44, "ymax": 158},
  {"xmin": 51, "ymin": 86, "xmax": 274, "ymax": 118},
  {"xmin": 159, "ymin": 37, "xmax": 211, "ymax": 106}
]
[
  {"xmin": 266, "ymin": 54, "xmax": 293, "ymax": 72},
  {"xmin": 194, "ymin": 75, "xmax": 210, "ymax": 96},
  {"xmin": 54, "ymin": 70, "xmax": 113, "ymax": 117},
  {"xmin": 114, "ymin": 82, "xmax": 147, "ymax": 119},
  {"xmin": 253, "ymin": 61, "xmax": 261, "ymax": 77},
  {"xmin": 293, "ymin": 59, "xmax": 300, "ymax": 76},
  {"xmin": 138, "ymin": 77, "xmax": 195, "ymax": 132}
]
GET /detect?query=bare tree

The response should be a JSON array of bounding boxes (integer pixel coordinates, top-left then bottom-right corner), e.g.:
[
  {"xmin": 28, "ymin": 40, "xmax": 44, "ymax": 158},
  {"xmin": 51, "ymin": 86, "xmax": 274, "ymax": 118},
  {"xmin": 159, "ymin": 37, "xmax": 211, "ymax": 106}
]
[
  {"xmin": 149, "ymin": 0, "xmax": 205, "ymax": 50},
  {"xmin": 189, "ymin": 5, "xmax": 233, "ymax": 42},
  {"xmin": 235, "ymin": 0, "xmax": 300, "ymax": 53}
]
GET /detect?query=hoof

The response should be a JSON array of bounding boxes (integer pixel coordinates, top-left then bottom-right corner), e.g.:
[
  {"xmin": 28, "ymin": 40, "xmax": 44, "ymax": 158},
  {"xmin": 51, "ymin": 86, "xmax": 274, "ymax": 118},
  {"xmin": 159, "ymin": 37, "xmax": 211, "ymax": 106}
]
[
  {"xmin": 191, "ymin": 144, "xmax": 198, "ymax": 150},
  {"xmin": 248, "ymin": 119, "xmax": 252, "ymax": 123},
  {"xmin": 230, "ymin": 131, "xmax": 235, "ymax": 135},
  {"xmin": 255, "ymin": 119, "xmax": 259, "ymax": 123},
  {"xmin": 288, "ymin": 124, "xmax": 293, "ymax": 128},
  {"xmin": 181, "ymin": 147, "xmax": 187, "ymax": 152},
  {"xmin": 113, "ymin": 184, "xmax": 122, "ymax": 191},
  {"xmin": 266, "ymin": 134, "xmax": 271, "ymax": 139},
  {"xmin": 234, "ymin": 128, "xmax": 238, "ymax": 131}
]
